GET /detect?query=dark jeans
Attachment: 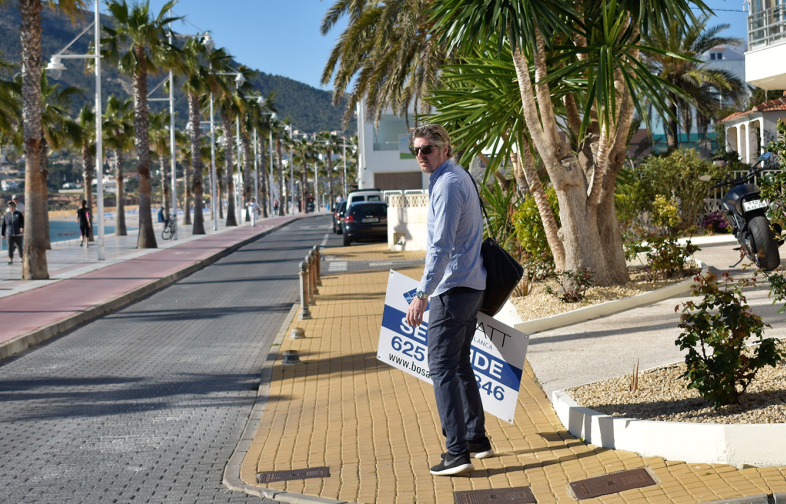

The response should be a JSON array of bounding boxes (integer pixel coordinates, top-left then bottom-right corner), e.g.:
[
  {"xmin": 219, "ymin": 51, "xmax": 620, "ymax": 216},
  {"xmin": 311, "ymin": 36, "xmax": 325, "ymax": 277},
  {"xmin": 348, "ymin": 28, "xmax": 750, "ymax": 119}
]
[
  {"xmin": 427, "ymin": 286, "xmax": 485, "ymax": 455},
  {"xmin": 6, "ymin": 235, "xmax": 22, "ymax": 259}
]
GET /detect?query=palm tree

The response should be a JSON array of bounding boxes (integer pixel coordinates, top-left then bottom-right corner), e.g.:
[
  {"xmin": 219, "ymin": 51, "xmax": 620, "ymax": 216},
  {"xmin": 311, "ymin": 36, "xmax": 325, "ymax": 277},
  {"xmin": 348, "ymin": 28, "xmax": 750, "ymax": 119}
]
[
  {"xmin": 321, "ymin": 0, "xmax": 447, "ymax": 127},
  {"xmin": 149, "ymin": 110, "xmax": 171, "ymax": 219},
  {"xmin": 177, "ymin": 38, "xmax": 231, "ymax": 234},
  {"xmin": 73, "ymin": 104, "xmax": 96, "ymax": 242},
  {"xmin": 271, "ymin": 118, "xmax": 288, "ymax": 216},
  {"xmin": 102, "ymin": 0, "xmax": 179, "ymax": 248},
  {"xmin": 103, "ymin": 95, "xmax": 134, "ymax": 236},
  {"xmin": 10, "ymin": 0, "xmax": 88, "ymax": 278},
  {"xmin": 317, "ymin": 131, "xmax": 342, "ymax": 209},
  {"xmin": 641, "ymin": 15, "xmax": 745, "ymax": 149},
  {"xmin": 215, "ymin": 77, "xmax": 253, "ymax": 226}
]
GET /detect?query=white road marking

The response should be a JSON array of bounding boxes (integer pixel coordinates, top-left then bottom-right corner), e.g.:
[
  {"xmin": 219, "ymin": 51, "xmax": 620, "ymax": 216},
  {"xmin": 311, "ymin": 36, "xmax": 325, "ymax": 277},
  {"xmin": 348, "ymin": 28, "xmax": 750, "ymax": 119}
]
[
  {"xmin": 368, "ymin": 261, "xmax": 393, "ymax": 267},
  {"xmin": 321, "ymin": 233, "xmax": 329, "ymax": 247},
  {"xmin": 328, "ymin": 261, "xmax": 348, "ymax": 272}
]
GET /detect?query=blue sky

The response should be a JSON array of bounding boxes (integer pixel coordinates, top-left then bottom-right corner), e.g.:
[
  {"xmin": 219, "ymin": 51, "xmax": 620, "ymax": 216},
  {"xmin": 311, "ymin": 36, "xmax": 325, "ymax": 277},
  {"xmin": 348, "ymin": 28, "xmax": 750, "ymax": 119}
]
[
  {"xmin": 141, "ymin": 0, "xmax": 748, "ymax": 92},
  {"xmin": 147, "ymin": 0, "xmax": 348, "ymax": 90}
]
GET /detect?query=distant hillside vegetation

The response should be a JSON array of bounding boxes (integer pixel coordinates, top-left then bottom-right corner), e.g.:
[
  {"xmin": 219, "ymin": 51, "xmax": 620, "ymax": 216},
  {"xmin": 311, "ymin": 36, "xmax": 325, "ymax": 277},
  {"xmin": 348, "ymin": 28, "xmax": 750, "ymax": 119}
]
[{"xmin": 0, "ymin": 6, "xmax": 352, "ymax": 134}]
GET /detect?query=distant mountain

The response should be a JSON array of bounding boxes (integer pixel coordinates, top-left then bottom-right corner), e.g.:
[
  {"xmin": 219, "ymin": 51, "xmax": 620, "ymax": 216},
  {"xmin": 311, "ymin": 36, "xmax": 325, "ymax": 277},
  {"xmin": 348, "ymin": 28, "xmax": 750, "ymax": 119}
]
[{"xmin": 0, "ymin": 6, "xmax": 353, "ymax": 134}]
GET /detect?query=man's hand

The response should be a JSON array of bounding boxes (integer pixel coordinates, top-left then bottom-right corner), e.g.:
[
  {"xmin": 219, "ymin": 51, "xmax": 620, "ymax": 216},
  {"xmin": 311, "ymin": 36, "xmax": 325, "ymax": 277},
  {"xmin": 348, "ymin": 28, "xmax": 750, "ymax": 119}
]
[{"xmin": 406, "ymin": 297, "xmax": 428, "ymax": 328}]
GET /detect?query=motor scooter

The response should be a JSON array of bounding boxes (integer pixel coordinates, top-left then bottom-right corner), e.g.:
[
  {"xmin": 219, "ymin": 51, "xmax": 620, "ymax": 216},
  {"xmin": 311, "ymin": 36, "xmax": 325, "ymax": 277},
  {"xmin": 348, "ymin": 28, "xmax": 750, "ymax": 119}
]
[{"xmin": 700, "ymin": 152, "xmax": 783, "ymax": 271}]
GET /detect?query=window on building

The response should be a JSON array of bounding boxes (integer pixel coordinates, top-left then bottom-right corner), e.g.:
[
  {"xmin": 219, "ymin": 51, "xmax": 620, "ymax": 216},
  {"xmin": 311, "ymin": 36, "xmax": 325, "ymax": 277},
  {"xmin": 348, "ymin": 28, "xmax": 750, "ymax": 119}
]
[
  {"xmin": 373, "ymin": 115, "xmax": 408, "ymax": 151},
  {"xmin": 715, "ymin": 53, "xmax": 723, "ymax": 60}
]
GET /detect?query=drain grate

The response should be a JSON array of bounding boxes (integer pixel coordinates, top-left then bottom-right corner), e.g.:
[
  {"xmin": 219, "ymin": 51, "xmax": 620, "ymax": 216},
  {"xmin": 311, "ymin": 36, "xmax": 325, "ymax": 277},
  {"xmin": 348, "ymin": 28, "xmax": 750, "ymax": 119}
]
[
  {"xmin": 256, "ymin": 466, "xmax": 330, "ymax": 484},
  {"xmin": 454, "ymin": 486, "xmax": 537, "ymax": 504},
  {"xmin": 570, "ymin": 468, "xmax": 656, "ymax": 500}
]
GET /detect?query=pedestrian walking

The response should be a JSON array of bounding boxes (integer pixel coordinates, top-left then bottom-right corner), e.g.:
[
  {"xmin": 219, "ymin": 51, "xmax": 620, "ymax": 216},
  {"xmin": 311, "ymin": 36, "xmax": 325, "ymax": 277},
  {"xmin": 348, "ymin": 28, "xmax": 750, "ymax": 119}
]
[
  {"xmin": 2, "ymin": 201, "xmax": 24, "ymax": 264},
  {"xmin": 11, "ymin": 195, "xmax": 24, "ymax": 213},
  {"xmin": 404, "ymin": 124, "xmax": 490, "ymax": 476},
  {"xmin": 76, "ymin": 199, "xmax": 91, "ymax": 248},
  {"xmin": 273, "ymin": 199, "xmax": 279, "ymax": 214},
  {"xmin": 248, "ymin": 198, "xmax": 260, "ymax": 227}
]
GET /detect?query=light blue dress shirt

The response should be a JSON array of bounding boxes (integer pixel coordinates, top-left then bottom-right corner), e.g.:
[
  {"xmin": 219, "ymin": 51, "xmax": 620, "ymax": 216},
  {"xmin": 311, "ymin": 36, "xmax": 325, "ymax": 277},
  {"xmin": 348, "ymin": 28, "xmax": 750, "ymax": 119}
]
[{"xmin": 417, "ymin": 159, "xmax": 486, "ymax": 297}]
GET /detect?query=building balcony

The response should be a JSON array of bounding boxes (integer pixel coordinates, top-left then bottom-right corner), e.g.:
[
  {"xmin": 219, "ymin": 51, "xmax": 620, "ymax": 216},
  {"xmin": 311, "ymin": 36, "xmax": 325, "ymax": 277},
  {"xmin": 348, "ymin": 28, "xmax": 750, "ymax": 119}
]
[{"xmin": 746, "ymin": 5, "xmax": 786, "ymax": 89}]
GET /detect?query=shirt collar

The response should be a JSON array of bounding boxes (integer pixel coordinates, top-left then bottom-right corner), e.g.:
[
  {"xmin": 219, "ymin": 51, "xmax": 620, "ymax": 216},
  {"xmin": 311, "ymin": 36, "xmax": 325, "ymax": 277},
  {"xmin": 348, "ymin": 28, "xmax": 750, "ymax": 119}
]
[{"xmin": 429, "ymin": 158, "xmax": 453, "ymax": 184}]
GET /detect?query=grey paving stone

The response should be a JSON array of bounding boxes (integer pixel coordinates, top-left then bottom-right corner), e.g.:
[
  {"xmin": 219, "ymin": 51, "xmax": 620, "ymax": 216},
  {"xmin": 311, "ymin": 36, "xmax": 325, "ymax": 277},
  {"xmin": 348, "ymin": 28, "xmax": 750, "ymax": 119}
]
[{"xmin": 0, "ymin": 218, "xmax": 339, "ymax": 503}]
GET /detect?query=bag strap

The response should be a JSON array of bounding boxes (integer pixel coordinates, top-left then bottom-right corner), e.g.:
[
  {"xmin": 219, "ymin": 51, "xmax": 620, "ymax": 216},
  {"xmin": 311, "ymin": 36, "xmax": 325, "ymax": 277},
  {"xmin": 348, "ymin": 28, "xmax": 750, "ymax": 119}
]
[{"xmin": 468, "ymin": 172, "xmax": 497, "ymax": 243}]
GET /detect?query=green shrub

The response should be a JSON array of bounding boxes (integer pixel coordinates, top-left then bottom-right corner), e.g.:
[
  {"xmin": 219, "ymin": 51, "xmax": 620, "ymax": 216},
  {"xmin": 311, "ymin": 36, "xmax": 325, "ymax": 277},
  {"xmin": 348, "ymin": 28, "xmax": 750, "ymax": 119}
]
[
  {"xmin": 651, "ymin": 195, "xmax": 680, "ymax": 231},
  {"xmin": 762, "ymin": 119, "xmax": 786, "ymax": 231},
  {"xmin": 636, "ymin": 149, "xmax": 724, "ymax": 228},
  {"xmin": 512, "ymin": 186, "xmax": 560, "ymax": 274},
  {"xmin": 646, "ymin": 235, "xmax": 700, "ymax": 280},
  {"xmin": 676, "ymin": 272, "xmax": 782, "ymax": 407}
]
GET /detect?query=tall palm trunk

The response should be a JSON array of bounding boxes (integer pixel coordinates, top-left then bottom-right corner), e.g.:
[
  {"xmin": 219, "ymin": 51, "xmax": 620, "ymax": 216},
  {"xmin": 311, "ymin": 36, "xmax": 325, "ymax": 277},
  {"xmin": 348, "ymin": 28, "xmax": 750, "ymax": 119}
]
[
  {"xmin": 133, "ymin": 45, "xmax": 156, "ymax": 248},
  {"xmin": 300, "ymin": 163, "xmax": 307, "ymax": 213},
  {"xmin": 326, "ymin": 146, "xmax": 335, "ymax": 210},
  {"xmin": 241, "ymin": 129, "xmax": 252, "ymax": 221},
  {"xmin": 184, "ymin": 156, "xmax": 192, "ymax": 226},
  {"xmin": 41, "ymin": 135, "xmax": 50, "ymax": 249},
  {"xmin": 82, "ymin": 142, "xmax": 94, "ymax": 242},
  {"xmin": 276, "ymin": 135, "xmax": 285, "ymax": 216},
  {"xmin": 666, "ymin": 95, "xmax": 679, "ymax": 150},
  {"xmin": 222, "ymin": 112, "xmax": 237, "ymax": 226},
  {"xmin": 161, "ymin": 155, "xmax": 170, "ymax": 221},
  {"xmin": 259, "ymin": 136, "xmax": 268, "ymax": 218},
  {"xmin": 218, "ymin": 177, "xmax": 224, "ymax": 219},
  {"xmin": 115, "ymin": 148, "xmax": 127, "ymax": 235},
  {"xmin": 189, "ymin": 93, "xmax": 205, "ymax": 234},
  {"xmin": 19, "ymin": 0, "xmax": 48, "ymax": 278}
]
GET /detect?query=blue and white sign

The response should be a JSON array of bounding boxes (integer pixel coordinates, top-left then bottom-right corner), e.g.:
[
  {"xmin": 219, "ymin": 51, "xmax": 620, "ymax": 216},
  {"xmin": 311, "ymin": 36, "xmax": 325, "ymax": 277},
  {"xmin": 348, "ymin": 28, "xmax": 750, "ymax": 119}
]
[{"xmin": 377, "ymin": 270, "xmax": 529, "ymax": 424}]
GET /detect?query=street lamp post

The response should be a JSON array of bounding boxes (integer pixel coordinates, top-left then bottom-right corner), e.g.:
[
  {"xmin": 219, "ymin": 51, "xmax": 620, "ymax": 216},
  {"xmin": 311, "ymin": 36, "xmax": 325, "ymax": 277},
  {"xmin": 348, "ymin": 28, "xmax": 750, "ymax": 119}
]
[{"xmin": 46, "ymin": 2, "xmax": 105, "ymax": 260}]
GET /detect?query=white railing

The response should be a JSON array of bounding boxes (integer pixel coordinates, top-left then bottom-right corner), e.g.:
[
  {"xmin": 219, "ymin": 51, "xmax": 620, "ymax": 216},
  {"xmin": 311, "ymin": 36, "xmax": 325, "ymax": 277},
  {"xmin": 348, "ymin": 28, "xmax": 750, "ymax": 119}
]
[{"xmin": 749, "ymin": 5, "xmax": 786, "ymax": 50}]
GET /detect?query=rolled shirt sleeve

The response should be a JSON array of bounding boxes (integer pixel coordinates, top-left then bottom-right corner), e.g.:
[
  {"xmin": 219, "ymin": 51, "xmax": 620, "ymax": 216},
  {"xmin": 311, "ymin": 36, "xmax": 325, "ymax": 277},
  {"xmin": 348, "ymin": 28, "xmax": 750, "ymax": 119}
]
[{"xmin": 417, "ymin": 176, "xmax": 462, "ymax": 295}]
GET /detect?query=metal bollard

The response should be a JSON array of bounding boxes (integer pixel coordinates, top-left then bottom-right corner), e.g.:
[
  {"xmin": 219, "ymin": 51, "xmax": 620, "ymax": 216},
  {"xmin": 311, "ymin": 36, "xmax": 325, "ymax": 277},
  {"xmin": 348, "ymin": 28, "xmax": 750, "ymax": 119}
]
[
  {"xmin": 311, "ymin": 249, "xmax": 320, "ymax": 295},
  {"xmin": 306, "ymin": 254, "xmax": 316, "ymax": 304},
  {"xmin": 299, "ymin": 261, "xmax": 311, "ymax": 320},
  {"xmin": 314, "ymin": 245, "xmax": 322, "ymax": 286}
]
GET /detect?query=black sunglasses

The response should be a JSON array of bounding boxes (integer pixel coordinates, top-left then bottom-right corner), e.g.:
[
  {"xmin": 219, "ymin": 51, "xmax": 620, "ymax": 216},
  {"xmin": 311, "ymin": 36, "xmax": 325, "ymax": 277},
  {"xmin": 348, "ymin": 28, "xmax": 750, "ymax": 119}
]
[{"xmin": 410, "ymin": 144, "xmax": 438, "ymax": 157}]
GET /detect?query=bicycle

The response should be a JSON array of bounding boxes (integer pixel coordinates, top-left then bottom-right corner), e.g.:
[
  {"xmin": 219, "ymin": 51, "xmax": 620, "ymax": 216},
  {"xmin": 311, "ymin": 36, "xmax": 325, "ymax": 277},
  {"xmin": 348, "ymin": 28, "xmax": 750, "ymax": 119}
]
[{"xmin": 162, "ymin": 214, "xmax": 177, "ymax": 240}]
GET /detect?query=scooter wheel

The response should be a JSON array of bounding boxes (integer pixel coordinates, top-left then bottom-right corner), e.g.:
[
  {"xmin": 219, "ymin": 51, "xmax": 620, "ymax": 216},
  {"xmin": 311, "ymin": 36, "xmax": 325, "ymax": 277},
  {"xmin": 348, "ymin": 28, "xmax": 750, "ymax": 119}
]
[{"xmin": 749, "ymin": 215, "xmax": 781, "ymax": 271}]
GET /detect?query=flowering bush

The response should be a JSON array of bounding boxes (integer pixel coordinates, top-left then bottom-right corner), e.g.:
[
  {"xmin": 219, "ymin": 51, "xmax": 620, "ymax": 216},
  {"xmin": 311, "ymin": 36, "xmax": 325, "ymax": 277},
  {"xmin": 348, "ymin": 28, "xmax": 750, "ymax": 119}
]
[{"xmin": 701, "ymin": 211, "xmax": 730, "ymax": 234}]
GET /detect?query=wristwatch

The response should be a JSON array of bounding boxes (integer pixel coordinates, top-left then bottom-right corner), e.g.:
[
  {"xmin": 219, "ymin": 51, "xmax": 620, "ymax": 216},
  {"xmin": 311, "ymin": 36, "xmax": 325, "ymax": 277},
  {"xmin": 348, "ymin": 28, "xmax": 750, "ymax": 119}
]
[{"xmin": 415, "ymin": 291, "xmax": 428, "ymax": 300}]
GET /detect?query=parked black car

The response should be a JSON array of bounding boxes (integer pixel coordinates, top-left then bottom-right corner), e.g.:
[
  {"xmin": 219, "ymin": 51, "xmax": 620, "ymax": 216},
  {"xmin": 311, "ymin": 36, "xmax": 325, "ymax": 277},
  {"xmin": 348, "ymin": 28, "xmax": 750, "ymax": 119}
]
[
  {"xmin": 333, "ymin": 201, "xmax": 348, "ymax": 234},
  {"xmin": 342, "ymin": 201, "xmax": 388, "ymax": 247}
]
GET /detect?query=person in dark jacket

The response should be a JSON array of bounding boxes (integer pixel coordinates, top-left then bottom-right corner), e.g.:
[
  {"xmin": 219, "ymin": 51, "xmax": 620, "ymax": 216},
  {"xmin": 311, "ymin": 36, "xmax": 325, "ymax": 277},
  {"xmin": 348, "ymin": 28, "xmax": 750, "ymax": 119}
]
[
  {"xmin": 76, "ymin": 199, "xmax": 90, "ymax": 248},
  {"xmin": 2, "ymin": 201, "xmax": 24, "ymax": 264}
]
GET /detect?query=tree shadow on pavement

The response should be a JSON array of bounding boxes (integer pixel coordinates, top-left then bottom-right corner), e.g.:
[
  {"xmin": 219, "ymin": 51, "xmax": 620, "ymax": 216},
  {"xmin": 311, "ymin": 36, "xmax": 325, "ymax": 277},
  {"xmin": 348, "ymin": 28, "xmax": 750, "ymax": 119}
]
[{"xmin": 0, "ymin": 373, "xmax": 291, "ymax": 421}]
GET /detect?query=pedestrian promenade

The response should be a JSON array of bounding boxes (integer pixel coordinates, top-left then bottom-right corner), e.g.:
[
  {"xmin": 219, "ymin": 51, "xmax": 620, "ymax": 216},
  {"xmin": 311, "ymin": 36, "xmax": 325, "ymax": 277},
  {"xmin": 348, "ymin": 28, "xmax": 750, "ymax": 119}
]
[
  {"xmin": 0, "ymin": 213, "xmax": 316, "ymax": 360},
  {"xmin": 240, "ymin": 242, "xmax": 786, "ymax": 504}
]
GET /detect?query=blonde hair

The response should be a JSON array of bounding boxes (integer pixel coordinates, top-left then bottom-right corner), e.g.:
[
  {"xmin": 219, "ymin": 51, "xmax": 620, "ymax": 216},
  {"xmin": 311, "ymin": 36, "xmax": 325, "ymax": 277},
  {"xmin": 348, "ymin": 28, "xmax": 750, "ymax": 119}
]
[{"xmin": 411, "ymin": 124, "xmax": 453, "ymax": 158}]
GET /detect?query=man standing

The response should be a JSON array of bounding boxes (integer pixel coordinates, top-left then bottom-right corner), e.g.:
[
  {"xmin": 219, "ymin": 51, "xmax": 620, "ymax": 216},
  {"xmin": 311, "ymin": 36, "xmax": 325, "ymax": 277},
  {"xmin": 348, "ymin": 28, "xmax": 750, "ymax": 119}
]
[
  {"xmin": 404, "ymin": 124, "xmax": 491, "ymax": 476},
  {"xmin": 248, "ymin": 197, "xmax": 260, "ymax": 227},
  {"xmin": 2, "ymin": 201, "xmax": 24, "ymax": 264},
  {"xmin": 12, "ymin": 195, "xmax": 24, "ymax": 213}
]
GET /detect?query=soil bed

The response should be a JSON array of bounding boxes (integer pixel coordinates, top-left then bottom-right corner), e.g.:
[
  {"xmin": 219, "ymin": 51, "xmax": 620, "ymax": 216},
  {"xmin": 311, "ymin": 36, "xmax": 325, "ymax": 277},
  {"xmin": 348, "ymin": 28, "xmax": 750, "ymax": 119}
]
[
  {"xmin": 511, "ymin": 266, "xmax": 693, "ymax": 322},
  {"xmin": 568, "ymin": 342, "xmax": 786, "ymax": 424}
]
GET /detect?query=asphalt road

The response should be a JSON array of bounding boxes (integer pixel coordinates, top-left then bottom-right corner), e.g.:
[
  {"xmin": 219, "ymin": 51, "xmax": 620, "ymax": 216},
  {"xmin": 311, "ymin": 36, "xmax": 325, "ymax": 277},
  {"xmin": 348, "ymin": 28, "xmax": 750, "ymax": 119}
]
[{"xmin": 0, "ymin": 216, "xmax": 340, "ymax": 503}]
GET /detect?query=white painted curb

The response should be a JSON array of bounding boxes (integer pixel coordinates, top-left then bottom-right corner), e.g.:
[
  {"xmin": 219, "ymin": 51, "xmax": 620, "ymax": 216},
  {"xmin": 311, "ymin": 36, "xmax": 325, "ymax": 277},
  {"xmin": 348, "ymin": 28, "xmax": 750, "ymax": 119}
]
[
  {"xmin": 551, "ymin": 389, "xmax": 786, "ymax": 467},
  {"xmin": 508, "ymin": 259, "xmax": 707, "ymax": 335}
]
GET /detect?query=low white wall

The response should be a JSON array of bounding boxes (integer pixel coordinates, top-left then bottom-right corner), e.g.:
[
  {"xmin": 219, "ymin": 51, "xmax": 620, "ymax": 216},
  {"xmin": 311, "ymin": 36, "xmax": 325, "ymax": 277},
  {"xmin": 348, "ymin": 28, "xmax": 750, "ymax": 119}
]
[
  {"xmin": 553, "ymin": 390, "xmax": 786, "ymax": 467},
  {"xmin": 387, "ymin": 194, "xmax": 429, "ymax": 251}
]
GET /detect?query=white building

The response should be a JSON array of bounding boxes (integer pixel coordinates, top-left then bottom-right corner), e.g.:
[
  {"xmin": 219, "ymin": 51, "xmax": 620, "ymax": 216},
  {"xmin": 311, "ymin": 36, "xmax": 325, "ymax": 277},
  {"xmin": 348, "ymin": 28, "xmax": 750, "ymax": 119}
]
[
  {"xmin": 720, "ymin": 100, "xmax": 786, "ymax": 163},
  {"xmin": 745, "ymin": 0, "xmax": 786, "ymax": 89},
  {"xmin": 719, "ymin": 3, "xmax": 786, "ymax": 162},
  {"xmin": 699, "ymin": 43, "xmax": 746, "ymax": 84},
  {"xmin": 356, "ymin": 100, "xmax": 428, "ymax": 190}
]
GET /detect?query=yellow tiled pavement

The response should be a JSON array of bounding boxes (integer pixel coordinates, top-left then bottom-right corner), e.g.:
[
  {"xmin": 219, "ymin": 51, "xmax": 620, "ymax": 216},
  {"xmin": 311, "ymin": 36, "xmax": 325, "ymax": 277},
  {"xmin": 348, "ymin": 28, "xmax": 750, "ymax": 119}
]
[{"xmin": 242, "ymin": 245, "xmax": 786, "ymax": 504}]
